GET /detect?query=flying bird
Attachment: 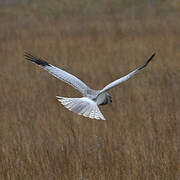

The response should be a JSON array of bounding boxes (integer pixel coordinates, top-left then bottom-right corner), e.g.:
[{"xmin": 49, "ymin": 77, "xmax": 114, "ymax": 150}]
[{"xmin": 25, "ymin": 52, "xmax": 155, "ymax": 120}]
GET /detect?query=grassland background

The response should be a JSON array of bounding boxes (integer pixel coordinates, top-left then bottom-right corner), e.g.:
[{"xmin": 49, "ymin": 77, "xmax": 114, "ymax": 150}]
[{"xmin": 0, "ymin": 0, "xmax": 179, "ymax": 179}]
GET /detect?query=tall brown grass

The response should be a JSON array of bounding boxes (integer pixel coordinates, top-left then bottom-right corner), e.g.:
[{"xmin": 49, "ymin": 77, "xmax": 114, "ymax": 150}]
[{"xmin": 0, "ymin": 1, "xmax": 179, "ymax": 179}]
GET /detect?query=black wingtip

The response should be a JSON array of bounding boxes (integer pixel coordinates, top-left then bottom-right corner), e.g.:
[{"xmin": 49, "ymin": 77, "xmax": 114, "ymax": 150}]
[
  {"xmin": 138, "ymin": 53, "xmax": 156, "ymax": 70},
  {"xmin": 24, "ymin": 52, "xmax": 50, "ymax": 67},
  {"xmin": 147, "ymin": 53, "xmax": 156, "ymax": 63}
]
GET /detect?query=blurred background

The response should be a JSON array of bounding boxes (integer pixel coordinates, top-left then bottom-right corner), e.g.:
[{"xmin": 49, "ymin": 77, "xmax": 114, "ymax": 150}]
[{"xmin": 0, "ymin": 0, "xmax": 179, "ymax": 179}]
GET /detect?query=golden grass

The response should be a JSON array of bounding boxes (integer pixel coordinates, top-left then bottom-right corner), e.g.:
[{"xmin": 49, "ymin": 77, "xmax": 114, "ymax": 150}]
[{"xmin": 0, "ymin": 2, "xmax": 179, "ymax": 179}]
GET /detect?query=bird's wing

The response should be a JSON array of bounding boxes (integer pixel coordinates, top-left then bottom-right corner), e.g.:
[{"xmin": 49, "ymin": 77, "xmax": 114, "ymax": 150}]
[
  {"xmin": 56, "ymin": 96, "xmax": 105, "ymax": 120},
  {"xmin": 98, "ymin": 53, "xmax": 155, "ymax": 94},
  {"xmin": 25, "ymin": 52, "xmax": 89, "ymax": 95}
]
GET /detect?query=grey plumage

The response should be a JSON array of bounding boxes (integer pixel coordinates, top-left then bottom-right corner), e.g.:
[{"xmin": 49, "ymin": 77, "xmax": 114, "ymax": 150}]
[{"xmin": 25, "ymin": 52, "xmax": 155, "ymax": 120}]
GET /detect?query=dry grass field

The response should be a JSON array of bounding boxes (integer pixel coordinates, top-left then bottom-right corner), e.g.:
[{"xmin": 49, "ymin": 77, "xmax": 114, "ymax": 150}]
[{"xmin": 0, "ymin": 0, "xmax": 179, "ymax": 179}]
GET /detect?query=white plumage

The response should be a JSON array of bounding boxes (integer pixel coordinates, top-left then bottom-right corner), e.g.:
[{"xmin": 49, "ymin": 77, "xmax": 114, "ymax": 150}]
[
  {"xmin": 56, "ymin": 97, "xmax": 105, "ymax": 120},
  {"xmin": 25, "ymin": 52, "xmax": 155, "ymax": 120}
]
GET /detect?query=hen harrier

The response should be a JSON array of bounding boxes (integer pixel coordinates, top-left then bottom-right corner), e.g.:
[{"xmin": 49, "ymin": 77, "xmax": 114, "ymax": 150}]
[{"xmin": 25, "ymin": 52, "xmax": 155, "ymax": 120}]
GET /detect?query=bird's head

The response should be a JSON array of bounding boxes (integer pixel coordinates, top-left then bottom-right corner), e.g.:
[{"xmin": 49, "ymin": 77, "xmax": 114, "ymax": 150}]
[
  {"xmin": 106, "ymin": 93, "xmax": 112, "ymax": 103},
  {"xmin": 96, "ymin": 92, "xmax": 112, "ymax": 105}
]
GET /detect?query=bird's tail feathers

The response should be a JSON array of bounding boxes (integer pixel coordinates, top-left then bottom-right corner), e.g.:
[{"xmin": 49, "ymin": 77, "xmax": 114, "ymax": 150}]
[{"xmin": 56, "ymin": 96, "xmax": 105, "ymax": 120}]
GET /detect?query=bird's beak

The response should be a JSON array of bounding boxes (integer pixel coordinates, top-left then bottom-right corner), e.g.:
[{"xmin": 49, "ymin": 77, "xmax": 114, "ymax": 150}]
[{"xmin": 110, "ymin": 96, "xmax": 112, "ymax": 103}]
